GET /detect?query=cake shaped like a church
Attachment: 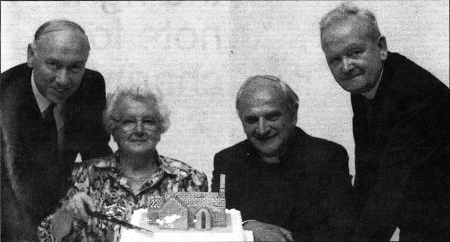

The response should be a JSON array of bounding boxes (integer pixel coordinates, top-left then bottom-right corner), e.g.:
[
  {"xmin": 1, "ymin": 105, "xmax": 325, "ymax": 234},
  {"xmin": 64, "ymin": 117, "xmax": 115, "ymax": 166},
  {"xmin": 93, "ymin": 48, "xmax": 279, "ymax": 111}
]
[
  {"xmin": 147, "ymin": 189, "xmax": 226, "ymax": 230},
  {"xmin": 120, "ymin": 175, "xmax": 248, "ymax": 242}
]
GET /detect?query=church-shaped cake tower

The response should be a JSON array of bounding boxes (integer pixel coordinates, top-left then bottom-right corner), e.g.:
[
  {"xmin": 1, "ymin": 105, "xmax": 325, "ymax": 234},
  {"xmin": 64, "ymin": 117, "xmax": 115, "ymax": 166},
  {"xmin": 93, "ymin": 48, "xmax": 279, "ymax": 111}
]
[{"xmin": 147, "ymin": 174, "xmax": 226, "ymax": 230}]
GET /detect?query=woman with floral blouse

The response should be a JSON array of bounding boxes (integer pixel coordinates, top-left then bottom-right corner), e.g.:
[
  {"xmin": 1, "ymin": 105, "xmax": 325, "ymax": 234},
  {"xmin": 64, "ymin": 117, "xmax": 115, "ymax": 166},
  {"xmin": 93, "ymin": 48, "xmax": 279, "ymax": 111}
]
[{"xmin": 37, "ymin": 85, "xmax": 208, "ymax": 241}]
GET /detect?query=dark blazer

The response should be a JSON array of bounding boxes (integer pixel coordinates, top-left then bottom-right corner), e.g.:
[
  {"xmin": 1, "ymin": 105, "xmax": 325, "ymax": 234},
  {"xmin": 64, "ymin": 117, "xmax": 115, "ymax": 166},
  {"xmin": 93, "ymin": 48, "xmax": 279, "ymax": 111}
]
[
  {"xmin": 352, "ymin": 52, "xmax": 450, "ymax": 241},
  {"xmin": 1, "ymin": 63, "xmax": 112, "ymax": 241},
  {"xmin": 212, "ymin": 127, "xmax": 355, "ymax": 241}
]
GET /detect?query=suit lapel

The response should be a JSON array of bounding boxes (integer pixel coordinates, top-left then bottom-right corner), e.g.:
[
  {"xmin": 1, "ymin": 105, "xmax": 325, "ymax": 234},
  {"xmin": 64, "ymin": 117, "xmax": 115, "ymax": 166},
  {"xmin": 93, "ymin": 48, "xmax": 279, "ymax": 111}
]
[{"xmin": 21, "ymin": 78, "xmax": 57, "ymax": 145}]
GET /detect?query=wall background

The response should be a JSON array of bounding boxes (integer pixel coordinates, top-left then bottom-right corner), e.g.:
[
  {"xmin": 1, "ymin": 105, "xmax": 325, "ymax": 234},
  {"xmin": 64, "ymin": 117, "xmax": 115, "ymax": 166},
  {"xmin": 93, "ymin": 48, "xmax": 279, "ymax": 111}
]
[{"xmin": 2, "ymin": 0, "xmax": 449, "ymax": 188}]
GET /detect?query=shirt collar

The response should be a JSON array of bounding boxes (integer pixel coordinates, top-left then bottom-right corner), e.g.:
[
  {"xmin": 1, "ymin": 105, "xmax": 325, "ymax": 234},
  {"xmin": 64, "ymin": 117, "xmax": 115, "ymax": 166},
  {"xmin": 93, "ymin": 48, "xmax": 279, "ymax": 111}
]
[
  {"xmin": 31, "ymin": 70, "xmax": 52, "ymax": 114},
  {"xmin": 362, "ymin": 69, "xmax": 384, "ymax": 100},
  {"xmin": 245, "ymin": 127, "xmax": 302, "ymax": 166}
]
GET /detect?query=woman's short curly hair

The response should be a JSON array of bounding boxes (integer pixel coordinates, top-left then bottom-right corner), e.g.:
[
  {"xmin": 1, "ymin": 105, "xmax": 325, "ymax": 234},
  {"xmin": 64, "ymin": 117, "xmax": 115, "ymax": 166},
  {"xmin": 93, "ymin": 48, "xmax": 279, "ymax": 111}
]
[{"xmin": 103, "ymin": 84, "xmax": 171, "ymax": 135}]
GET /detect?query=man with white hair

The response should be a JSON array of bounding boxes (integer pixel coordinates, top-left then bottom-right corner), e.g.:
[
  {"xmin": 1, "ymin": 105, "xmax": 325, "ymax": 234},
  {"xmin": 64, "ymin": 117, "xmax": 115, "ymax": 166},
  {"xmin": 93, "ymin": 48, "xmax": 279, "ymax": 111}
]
[
  {"xmin": 1, "ymin": 19, "xmax": 112, "ymax": 241},
  {"xmin": 320, "ymin": 2, "xmax": 450, "ymax": 240},
  {"xmin": 212, "ymin": 75, "xmax": 354, "ymax": 241}
]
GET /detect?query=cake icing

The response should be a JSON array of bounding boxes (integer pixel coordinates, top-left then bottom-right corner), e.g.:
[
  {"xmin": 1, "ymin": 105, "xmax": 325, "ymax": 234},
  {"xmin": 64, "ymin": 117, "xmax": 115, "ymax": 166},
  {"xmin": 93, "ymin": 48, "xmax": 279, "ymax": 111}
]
[
  {"xmin": 121, "ymin": 208, "xmax": 246, "ymax": 241},
  {"xmin": 121, "ymin": 175, "xmax": 249, "ymax": 241}
]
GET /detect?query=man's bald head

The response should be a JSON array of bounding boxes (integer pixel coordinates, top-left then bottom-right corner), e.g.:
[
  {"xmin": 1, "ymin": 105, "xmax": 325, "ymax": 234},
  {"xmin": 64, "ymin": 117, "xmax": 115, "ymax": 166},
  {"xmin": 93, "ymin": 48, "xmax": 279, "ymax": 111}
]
[
  {"xmin": 236, "ymin": 75, "xmax": 299, "ymax": 118},
  {"xmin": 33, "ymin": 19, "xmax": 90, "ymax": 52},
  {"xmin": 27, "ymin": 19, "xmax": 91, "ymax": 103}
]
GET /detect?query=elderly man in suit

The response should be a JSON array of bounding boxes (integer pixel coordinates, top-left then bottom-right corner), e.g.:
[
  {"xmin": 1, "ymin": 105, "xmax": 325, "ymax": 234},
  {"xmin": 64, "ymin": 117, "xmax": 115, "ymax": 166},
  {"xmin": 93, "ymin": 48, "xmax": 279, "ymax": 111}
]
[
  {"xmin": 1, "ymin": 19, "xmax": 112, "ymax": 241},
  {"xmin": 212, "ymin": 75, "xmax": 354, "ymax": 241},
  {"xmin": 320, "ymin": 2, "xmax": 450, "ymax": 241}
]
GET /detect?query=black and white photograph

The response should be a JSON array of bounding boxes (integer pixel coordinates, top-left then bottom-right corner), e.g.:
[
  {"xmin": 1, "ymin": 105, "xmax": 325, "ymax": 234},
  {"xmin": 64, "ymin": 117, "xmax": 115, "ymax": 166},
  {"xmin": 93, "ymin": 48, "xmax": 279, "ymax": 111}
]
[{"xmin": 1, "ymin": 1, "xmax": 449, "ymax": 241}]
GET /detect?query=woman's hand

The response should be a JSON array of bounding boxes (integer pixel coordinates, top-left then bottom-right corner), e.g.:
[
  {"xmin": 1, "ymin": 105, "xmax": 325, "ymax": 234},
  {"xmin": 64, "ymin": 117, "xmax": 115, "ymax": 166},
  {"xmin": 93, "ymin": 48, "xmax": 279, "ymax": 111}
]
[
  {"xmin": 63, "ymin": 192, "xmax": 97, "ymax": 220},
  {"xmin": 51, "ymin": 192, "xmax": 97, "ymax": 239}
]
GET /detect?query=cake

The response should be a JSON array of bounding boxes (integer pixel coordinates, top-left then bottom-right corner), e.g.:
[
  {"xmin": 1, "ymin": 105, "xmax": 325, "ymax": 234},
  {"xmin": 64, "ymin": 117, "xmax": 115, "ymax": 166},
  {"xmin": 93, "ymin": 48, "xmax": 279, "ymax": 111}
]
[
  {"xmin": 120, "ymin": 208, "xmax": 247, "ymax": 241},
  {"xmin": 120, "ymin": 174, "xmax": 251, "ymax": 241}
]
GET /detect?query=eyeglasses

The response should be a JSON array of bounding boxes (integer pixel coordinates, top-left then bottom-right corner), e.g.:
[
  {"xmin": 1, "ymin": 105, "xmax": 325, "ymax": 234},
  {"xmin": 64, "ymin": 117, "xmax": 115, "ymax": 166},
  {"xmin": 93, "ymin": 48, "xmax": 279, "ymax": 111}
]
[{"xmin": 116, "ymin": 117, "xmax": 161, "ymax": 132}]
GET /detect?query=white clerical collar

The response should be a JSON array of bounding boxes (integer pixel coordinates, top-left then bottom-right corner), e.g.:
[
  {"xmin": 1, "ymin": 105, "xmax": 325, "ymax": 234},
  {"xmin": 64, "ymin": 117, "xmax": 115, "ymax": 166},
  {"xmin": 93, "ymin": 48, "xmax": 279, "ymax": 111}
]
[
  {"xmin": 31, "ymin": 70, "xmax": 52, "ymax": 115},
  {"xmin": 261, "ymin": 155, "xmax": 281, "ymax": 164},
  {"xmin": 362, "ymin": 69, "xmax": 384, "ymax": 100}
]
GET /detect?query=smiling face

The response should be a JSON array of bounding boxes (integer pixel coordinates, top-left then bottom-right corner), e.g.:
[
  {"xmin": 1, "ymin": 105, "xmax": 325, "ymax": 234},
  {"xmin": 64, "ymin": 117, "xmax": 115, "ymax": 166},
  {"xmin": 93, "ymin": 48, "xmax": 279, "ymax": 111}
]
[
  {"xmin": 27, "ymin": 30, "xmax": 90, "ymax": 103},
  {"xmin": 112, "ymin": 97, "xmax": 162, "ymax": 155},
  {"xmin": 321, "ymin": 17, "xmax": 387, "ymax": 94},
  {"xmin": 238, "ymin": 80, "xmax": 297, "ymax": 158}
]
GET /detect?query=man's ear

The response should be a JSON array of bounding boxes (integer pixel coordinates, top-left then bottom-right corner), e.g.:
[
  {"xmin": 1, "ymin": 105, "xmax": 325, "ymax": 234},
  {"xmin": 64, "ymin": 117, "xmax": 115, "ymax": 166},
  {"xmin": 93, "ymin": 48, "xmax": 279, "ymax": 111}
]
[
  {"xmin": 378, "ymin": 36, "xmax": 388, "ymax": 61},
  {"xmin": 27, "ymin": 44, "xmax": 36, "ymax": 68}
]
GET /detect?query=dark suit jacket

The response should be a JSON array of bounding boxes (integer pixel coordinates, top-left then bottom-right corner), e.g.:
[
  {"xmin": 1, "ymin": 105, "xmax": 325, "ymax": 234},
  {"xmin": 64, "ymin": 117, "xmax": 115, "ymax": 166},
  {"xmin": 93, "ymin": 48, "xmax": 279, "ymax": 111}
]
[
  {"xmin": 352, "ymin": 52, "xmax": 450, "ymax": 241},
  {"xmin": 1, "ymin": 63, "xmax": 112, "ymax": 241},
  {"xmin": 212, "ymin": 127, "xmax": 355, "ymax": 241}
]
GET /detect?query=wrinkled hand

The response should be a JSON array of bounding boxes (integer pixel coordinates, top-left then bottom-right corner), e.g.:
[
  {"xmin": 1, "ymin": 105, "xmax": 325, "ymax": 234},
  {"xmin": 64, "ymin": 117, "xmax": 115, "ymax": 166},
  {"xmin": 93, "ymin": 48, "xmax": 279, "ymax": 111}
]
[
  {"xmin": 62, "ymin": 192, "xmax": 96, "ymax": 221},
  {"xmin": 243, "ymin": 220, "xmax": 294, "ymax": 242},
  {"xmin": 52, "ymin": 192, "xmax": 96, "ymax": 239}
]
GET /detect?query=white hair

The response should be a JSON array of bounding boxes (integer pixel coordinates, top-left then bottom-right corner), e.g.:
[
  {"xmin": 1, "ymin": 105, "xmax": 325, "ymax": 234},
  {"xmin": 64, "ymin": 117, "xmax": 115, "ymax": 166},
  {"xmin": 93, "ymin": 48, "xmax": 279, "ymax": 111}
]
[
  {"xmin": 103, "ymin": 84, "xmax": 171, "ymax": 134},
  {"xmin": 319, "ymin": 2, "xmax": 381, "ymax": 42}
]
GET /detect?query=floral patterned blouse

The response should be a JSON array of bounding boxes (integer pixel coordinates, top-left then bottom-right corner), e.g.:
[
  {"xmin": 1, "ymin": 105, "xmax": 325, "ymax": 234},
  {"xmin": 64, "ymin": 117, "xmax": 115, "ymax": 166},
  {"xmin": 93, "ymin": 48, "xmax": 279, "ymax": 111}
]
[{"xmin": 37, "ymin": 152, "xmax": 208, "ymax": 241}]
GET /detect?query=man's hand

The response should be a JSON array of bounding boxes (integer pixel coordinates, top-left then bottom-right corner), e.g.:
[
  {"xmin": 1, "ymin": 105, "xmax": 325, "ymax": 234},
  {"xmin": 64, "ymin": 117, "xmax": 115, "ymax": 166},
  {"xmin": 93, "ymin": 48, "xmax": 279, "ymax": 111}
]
[{"xmin": 243, "ymin": 220, "xmax": 294, "ymax": 242}]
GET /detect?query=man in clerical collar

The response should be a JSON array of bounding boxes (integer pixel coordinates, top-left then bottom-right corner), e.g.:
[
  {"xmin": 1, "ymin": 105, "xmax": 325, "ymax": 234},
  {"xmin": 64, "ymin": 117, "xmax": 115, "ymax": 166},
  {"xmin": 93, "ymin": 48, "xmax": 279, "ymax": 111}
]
[
  {"xmin": 212, "ymin": 75, "xmax": 355, "ymax": 241},
  {"xmin": 320, "ymin": 2, "xmax": 450, "ymax": 241}
]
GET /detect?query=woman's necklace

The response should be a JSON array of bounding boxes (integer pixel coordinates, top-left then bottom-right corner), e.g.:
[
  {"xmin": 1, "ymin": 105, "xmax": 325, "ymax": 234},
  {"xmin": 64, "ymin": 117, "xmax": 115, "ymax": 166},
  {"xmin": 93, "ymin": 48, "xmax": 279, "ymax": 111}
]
[
  {"xmin": 118, "ymin": 153, "xmax": 159, "ymax": 183},
  {"xmin": 126, "ymin": 174, "xmax": 154, "ymax": 182},
  {"xmin": 119, "ymin": 164, "xmax": 158, "ymax": 182}
]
